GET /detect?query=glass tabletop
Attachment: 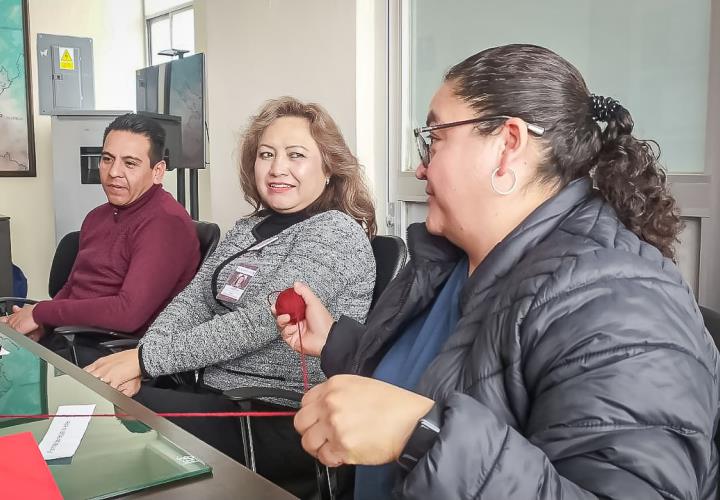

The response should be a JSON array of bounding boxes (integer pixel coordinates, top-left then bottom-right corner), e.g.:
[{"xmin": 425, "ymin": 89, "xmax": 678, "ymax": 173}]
[{"xmin": 0, "ymin": 332, "xmax": 212, "ymax": 499}]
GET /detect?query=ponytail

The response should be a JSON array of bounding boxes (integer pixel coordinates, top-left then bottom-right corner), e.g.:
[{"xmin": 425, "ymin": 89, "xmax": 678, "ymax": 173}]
[
  {"xmin": 589, "ymin": 96, "xmax": 682, "ymax": 260},
  {"xmin": 444, "ymin": 45, "xmax": 683, "ymax": 260}
]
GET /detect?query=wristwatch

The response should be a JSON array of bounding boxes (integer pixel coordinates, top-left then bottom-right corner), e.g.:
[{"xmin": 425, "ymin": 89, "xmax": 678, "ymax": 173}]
[{"xmin": 397, "ymin": 403, "xmax": 442, "ymax": 472}]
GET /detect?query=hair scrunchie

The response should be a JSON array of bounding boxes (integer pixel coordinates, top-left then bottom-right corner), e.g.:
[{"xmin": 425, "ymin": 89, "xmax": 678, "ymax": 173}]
[{"xmin": 589, "ymin": 94, "xmax": 621, "ymax": 122}]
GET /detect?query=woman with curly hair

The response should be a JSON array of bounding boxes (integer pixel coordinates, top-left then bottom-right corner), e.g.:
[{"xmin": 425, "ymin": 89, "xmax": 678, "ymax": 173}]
[
  {"xmin": 278, "ymin": 45, "xmax": 719, "ymax": 498},
  {"xmin": 86, "ymin": 97, "xmax": 377, "ymax": 497}
]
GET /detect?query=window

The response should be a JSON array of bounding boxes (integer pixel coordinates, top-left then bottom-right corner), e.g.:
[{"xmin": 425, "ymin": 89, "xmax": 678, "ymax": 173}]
[
  {"xmin": 402, "ymin": 0, "xmax": 711, "ymax": 174},
  {"xmin": 387, "ymin": 0, "xmax": 718, "ymax": 301},
  {"xmin": 145, "ymin": 0, "xmax": 194, "ymax": 66}
]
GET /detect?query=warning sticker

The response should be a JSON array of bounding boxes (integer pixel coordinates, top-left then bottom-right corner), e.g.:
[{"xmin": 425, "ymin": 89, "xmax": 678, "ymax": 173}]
[{"xmin": 59, "ymin": 47, "xmax": 75, "ymax": 70}]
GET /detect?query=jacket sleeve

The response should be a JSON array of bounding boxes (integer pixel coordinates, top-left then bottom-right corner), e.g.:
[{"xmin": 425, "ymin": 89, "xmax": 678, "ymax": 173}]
[
  {"xmin": 400, "ymin": 276, "xmax": 717, "ymax": 499},
  {"xmin": 33, "ymin": 215, "xmax": 198, "ymax": 333},
  {"xmin": 321, "ymin": 315, "xmax": 366, "ymax": 377},
  {"xmin": 139, "ymin": 216, "xmax": 375, "ymax": 377}
]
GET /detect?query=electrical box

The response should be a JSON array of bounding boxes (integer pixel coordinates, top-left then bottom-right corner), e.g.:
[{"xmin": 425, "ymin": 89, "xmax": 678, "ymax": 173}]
[{"xmin": 37, "ymin": 34, "xmax": 95, "ymax": 115}]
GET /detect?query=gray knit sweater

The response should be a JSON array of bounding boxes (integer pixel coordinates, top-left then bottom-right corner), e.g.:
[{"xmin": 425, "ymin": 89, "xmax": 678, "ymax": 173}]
[{"xmin": 139, "ymin": 210, "xmax": 375, "ymax": 393}]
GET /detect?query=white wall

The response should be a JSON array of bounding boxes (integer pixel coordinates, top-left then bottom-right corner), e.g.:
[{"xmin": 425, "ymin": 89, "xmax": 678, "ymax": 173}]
[
  {"xmin": 198, "ymin": 0, "xmax": 358, "ymax": 233},
  {"xmin": 0, "ymin": 0, "xmax": 145, "ymax": 298}
]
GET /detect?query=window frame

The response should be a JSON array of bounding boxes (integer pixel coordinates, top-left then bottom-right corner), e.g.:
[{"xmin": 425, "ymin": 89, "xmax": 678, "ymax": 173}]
[{"xmin": 145, "ymin": 2, "xmax": 194, "ymax": 65}]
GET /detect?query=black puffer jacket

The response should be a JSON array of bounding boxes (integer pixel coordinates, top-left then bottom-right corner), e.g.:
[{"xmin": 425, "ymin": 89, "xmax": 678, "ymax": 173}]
[{"xmin": 323, "ymin": 178, "xmax": 719, "ymax": 499}]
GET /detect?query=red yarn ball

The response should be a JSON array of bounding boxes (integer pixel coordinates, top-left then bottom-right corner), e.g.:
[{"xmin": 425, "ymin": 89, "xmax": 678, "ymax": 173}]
[{"xmin": 275, "ymin": 288, "xmax": 306, "ymax": 324}]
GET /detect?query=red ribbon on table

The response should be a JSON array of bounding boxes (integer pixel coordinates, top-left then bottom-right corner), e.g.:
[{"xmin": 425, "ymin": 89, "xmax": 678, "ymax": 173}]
[
  {"xmin": 0, "ymin": 411, "xmax": 296, "ymax": 419},
  {"xmin": 1, "ymin": 292, "xmax": 313, "ymax": 420}
]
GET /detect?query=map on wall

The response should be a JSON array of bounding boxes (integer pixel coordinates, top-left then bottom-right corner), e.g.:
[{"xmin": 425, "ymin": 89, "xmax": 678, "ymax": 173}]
[{"xmin": 0, "ymin": 0, "xmax": 35, "ymax": 177}]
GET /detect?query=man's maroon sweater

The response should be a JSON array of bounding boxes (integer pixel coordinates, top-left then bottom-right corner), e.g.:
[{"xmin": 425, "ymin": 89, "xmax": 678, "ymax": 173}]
[{"xmin": 33, "ymin": 184, "xmax": 200, "ymax": 335}]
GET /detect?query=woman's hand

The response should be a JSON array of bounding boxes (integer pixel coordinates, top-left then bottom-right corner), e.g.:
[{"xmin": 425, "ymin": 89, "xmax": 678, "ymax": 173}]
[
  {"xmin": 117, "ymin": 376, "xmax": 142, "ymax": 397},
  {"xmin": 84, "ymin": 348, "xmax": 142, "ymax": 391},
  {"xmin": 273, "ymin": 282, "xmax": 334, "ymax": 357},
  {"xmin": 294, "ymin": 374, "xmax": 435, "ymax": 467}
]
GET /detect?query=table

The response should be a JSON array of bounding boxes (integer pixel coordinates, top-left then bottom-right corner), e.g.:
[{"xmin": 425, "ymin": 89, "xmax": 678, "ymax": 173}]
[{"xmin": 0, "ymin": 324, "xmax": 296, "ymax": 499}]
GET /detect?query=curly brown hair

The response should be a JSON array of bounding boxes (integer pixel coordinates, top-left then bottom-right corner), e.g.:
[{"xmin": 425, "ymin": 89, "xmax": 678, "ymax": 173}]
[
  {"xmin": 238, "ymin": 96, "xmax": 376, "ymax": 238},
  {"xmin": 445, "ymin": 44, "xmax": 682, "ymax": 260}
]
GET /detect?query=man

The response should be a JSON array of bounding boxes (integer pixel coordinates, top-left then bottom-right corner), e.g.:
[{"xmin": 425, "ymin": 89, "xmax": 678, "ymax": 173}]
[{"xmin": 1, "ymin": 113, "xmax": 200, "ymax": 359}]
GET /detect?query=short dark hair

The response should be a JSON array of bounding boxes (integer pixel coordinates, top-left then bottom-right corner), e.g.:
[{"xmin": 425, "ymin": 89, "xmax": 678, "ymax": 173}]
[{"xmin": 103, "ymin": 113, "xmax": 166, "ymax": 166}]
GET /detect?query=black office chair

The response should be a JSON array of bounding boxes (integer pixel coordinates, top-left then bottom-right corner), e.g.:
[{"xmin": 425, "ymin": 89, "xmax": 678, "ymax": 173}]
[
  {"xmin": 0, "ymin": 232, "xmax": 80, "ymax": 315},
  {"xmin": 194, "ymin": 220, "xmax": 223, "ymax": 265},
  {"xmin": 60, "ymin": 220, "xmax": 221, "ymax": 361},
  {"xmin": 700, "ymin": 306, "xmax": 720, "ymax": 347},
  {"xmin": 699, "ymin": 306, "xmax": 720, "ymax": 454},
  {"xmin": 370, "ymin": 234, "xmax": 408, "ymax": 308},
  {"xmin": 0, "ymin": 221, "xmax": 221, "ymax": 363},
  {"xmin": 224, "ymin": 234, "xmax": 409, "ymax": 500}
]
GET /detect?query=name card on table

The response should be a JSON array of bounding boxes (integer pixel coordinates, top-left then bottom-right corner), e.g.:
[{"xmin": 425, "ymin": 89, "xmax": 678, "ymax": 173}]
[{"xmin": 38, "ymin": 404, "xmax": 95, "ymax": 460}]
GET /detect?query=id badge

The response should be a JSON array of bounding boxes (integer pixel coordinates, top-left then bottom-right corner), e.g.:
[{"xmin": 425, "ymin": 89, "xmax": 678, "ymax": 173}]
[{"xmin": 216, "ymin": 263, "xmax": 258, "ymax": 303}]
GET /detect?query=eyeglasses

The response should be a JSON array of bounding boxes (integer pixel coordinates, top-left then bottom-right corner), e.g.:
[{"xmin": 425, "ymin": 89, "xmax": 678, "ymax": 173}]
[{"xmin": 413, "ymin": 115, "xmax": 545, "ymax": 168}]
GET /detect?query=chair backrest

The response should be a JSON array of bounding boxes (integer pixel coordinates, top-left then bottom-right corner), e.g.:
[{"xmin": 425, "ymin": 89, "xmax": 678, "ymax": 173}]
[
  {"xmin": 48, "ymin": 231, "xmax": 81, "ymax": 297},
  {"xmin": 699, "ymin": 306, "xmax": 720, "ymax": 453},
  {"xmin": 194, "ymin": 220, "xmax": 221, "ymax": 265},
  {"xmin": 47, "ymin": 221, "xmax": 220, "ymax": 298},
  {"xmin": 370, "ymin": 235, "xmax": 408, "ymax": 308},
  {"xmin": 700, "ymin": 306, "xmax": 720, "ymax": 348}
]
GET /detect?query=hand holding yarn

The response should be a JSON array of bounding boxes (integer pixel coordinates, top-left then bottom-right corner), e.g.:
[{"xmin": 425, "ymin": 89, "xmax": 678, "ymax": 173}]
[
  {"xmin": 273, "ymin": 282, "xmax": 335, "ymax": 358},
  {"xmin": 275, "ymin": 287, "xmax": 306, "ymax": 324}
]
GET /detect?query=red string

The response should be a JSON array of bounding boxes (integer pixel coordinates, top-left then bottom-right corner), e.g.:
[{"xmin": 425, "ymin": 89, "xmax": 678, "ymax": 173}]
[
  {"xmin": 0, "ymin": 411, "xmax": 296, "ymax": 419},
  {"xmin": 0, "ymin": 301, "xmax": 312, "ymax": 421},
  {"xmin": 298, "ymin": 321, "xmax": 309, "ymax": 393}
]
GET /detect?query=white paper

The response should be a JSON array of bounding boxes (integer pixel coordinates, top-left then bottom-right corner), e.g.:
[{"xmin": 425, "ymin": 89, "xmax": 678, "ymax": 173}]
[
  {"xmin": 0, "ymin": 347, "xmax": 9, "ymax": 356},
  {"xmin": 38, "ymin": 404, "xmax": 95, "ymax": 460}
]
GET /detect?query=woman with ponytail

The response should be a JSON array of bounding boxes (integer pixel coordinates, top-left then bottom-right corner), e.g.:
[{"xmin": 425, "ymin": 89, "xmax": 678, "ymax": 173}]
[{"xmin": 276, "ymin": 44, "xmax": 719, "ymax": 498}]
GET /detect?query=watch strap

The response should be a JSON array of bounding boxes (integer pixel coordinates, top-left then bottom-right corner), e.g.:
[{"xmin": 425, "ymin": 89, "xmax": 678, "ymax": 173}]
[{"xmin": 397, "ymin": 403, "xmax": 442, "ymax": 471}]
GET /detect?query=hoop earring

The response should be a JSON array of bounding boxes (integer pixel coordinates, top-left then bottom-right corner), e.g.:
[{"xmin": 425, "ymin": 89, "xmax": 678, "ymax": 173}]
[{"xmin": 490, "ymin": 167, "xmax": 517, "ymax": 195}]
